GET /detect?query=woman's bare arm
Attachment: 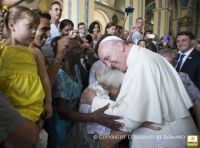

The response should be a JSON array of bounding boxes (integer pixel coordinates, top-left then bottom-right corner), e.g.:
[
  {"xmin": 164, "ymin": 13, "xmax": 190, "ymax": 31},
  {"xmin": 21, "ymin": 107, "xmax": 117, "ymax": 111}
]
[{"xmin": 1, "ymin": 0, "xmax": 25, "ymax": 7}]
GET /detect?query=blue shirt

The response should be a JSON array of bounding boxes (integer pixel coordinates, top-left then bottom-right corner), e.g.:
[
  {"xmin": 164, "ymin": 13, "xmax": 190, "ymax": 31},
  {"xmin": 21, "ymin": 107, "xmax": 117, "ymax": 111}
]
[{"xmin": 45, "ymin": 23, "xmax": 61, "ymax": 44}]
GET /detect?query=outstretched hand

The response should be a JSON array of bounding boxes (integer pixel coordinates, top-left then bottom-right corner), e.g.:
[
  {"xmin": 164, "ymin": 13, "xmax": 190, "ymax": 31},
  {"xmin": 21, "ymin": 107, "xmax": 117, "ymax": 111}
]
[{"xmin": 91, "ymin": 104, "xmax": 123, "ymax": 130}]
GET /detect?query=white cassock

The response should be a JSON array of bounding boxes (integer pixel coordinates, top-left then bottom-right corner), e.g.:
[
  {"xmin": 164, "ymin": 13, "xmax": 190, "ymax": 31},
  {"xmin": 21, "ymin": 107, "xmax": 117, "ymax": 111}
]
[{"xmin": 91, "ymin": 45, "xmax": 199, "ymax": 148}]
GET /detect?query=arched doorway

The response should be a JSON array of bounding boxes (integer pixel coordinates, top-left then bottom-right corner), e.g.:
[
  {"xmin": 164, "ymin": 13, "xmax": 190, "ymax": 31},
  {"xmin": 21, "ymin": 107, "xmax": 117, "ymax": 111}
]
[{"xmin": 94, "ymin": 9, "xmax": 110, "ymax": 35}]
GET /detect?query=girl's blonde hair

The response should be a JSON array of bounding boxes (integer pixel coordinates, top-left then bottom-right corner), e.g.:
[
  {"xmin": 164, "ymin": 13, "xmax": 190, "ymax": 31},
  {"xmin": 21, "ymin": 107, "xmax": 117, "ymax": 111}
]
[{"xmin": 5, "ymin": 6, "xmax": 40, "ymax": 29}]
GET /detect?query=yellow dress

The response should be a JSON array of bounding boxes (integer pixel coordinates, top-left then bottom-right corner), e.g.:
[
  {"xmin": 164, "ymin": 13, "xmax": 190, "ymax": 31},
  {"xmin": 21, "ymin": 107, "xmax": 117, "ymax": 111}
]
[{"xmin": 0, "ymin": 45, "xmax": 45, "ymax": 122}]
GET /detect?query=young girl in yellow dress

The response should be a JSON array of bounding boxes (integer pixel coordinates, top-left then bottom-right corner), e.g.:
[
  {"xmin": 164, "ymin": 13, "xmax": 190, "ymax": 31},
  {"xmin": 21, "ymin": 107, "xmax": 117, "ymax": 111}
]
[{"xmin": 0, "ymin": 6, "xmax": 52, "ymax": 122}]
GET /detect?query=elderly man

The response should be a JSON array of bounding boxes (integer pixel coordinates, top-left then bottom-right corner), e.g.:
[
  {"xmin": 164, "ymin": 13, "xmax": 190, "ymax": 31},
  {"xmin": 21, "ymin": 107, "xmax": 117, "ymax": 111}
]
[{"xmin": 82, "ymin": 36, "xmax": 199, "ymax": 148}]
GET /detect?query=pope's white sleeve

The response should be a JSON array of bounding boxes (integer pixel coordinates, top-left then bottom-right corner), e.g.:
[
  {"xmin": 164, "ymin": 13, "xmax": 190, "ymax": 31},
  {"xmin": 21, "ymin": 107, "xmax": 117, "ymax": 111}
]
[
  {"xmin": 91, "ymin": 97, "xmax": 142, "ymax": 132},
  {"xmin": 121, "ymin": 117, "xmax": 142, "ymax": 132},
  {"xmin": 91, "ymin": 96, "xmax": 114, "ymax": 112}
]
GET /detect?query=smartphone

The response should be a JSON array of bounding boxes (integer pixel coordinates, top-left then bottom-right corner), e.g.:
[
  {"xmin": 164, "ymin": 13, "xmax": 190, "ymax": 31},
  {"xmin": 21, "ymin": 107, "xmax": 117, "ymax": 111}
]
[{"xmin": 69, "ymin": 30, "xmax": 79, "ymax": 37}]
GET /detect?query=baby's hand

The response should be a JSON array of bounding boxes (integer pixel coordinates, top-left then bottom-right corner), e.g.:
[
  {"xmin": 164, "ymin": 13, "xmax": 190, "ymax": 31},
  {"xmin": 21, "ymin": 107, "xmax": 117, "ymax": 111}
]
[{"xmin": 42, "ymin": 102, "xmax": 53, "ymax": 119}]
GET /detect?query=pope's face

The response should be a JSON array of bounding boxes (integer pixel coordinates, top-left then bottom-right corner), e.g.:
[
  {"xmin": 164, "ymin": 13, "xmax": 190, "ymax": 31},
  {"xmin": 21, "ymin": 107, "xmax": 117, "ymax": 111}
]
[{"xmin": 98, "ymin": 42, "xmax": 127, "ymax": 72}]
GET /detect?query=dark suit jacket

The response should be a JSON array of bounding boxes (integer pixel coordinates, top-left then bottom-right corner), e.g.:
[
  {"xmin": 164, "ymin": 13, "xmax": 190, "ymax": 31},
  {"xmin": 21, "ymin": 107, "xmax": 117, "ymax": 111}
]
[
  {"xmin": 178, "ymin": 49, "xmax": 200, "ymax": 89},
  {"xmin": 78, "ymin": 63, "xmax": 89, "ymax": 91}
]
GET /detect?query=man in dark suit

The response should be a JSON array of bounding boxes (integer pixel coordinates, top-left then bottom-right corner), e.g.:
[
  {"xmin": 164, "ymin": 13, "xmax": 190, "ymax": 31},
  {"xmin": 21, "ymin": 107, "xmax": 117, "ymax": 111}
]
[
  {"xmin": 79, "ymin": 42, "xmax": 91, "ymax": 90},
  {"xmin": 176, "ymin": 31, "xmax": 200, "ymax": 90}
]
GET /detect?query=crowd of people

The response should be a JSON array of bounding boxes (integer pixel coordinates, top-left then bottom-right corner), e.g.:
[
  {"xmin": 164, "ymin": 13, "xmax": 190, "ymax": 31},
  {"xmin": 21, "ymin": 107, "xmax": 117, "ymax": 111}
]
[{"xmin": 0, "ymin": 1, "xmax": 200, "ymax": 148}]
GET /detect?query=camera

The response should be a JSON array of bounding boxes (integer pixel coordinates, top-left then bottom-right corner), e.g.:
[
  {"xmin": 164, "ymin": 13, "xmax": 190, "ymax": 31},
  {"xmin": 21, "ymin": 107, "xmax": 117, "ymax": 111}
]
[
  {"xmin": 147, "ymin": 34, "xmax": 155, "ymax": 39},
  {"xmin": 125, "ymin": 7, "xmax": 134, "ymax": 14}
]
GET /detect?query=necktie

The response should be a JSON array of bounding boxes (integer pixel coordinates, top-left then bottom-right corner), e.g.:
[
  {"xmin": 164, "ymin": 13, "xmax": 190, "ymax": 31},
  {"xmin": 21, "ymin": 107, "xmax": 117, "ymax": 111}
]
[
  {"xmin": 83, "ymin": 58, "xmax": 90, "ymax": 71},
  {"xmin": 176, "ymin": 54, "xmax": 185, "ymax": 71}
]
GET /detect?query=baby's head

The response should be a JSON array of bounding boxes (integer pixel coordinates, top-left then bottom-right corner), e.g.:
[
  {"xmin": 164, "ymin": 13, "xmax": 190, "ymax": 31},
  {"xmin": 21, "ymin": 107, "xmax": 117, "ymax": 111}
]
[
  {"xmin": 5, "ymin": 6, "xmax": 40, "ymax": 46},
  {"xmin": 96, "ymin": 69, "xmax": 124, "ymax": 100}
]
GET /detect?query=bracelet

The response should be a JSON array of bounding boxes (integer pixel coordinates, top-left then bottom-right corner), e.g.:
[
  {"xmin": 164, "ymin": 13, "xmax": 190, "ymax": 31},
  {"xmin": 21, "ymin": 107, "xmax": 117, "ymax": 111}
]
[{"xmin": 3, "ymin": 6, "xmax": 9, "ymax": 12}]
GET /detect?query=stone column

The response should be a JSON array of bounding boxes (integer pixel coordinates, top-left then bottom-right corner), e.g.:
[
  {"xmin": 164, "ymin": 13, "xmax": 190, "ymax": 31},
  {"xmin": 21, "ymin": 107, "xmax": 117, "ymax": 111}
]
[
  {"xmin": 179, "ymin": 6, "xmax": 194, "ymax": 32},
  {"xmin": 153, "ymin": 0, "xmax": 171, "ymax": 38},
  {"xmin": 62, "ymin": 0, "xmax": 94, "ymax": 29},
  {"xmin": 124, "ymin": 0, "xmax": 145, "ymax": 31}
]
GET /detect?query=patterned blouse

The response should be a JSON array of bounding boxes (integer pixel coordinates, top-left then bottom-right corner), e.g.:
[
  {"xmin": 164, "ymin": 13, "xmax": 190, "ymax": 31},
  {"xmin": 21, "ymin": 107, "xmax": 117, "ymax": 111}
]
[
  {"xmin": 179, "ymin": 72, "xmax": 200, "ymax": 101},
  {"xmin": 48, "ymin": 65, "xmax": 82, "ymax": 148}
]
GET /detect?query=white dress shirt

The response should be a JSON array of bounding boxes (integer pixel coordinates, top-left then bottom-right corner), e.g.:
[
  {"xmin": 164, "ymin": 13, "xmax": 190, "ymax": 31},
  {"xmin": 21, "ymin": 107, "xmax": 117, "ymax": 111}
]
[{"xmin": 177, "ymin": 48, "xmax": 194, "ymax": 69}]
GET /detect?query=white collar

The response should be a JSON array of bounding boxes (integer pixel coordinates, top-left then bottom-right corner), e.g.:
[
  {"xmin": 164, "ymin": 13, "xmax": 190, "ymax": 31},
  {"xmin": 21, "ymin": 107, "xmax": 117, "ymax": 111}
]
[{"xmin": 179, "ymin": 48, "xmax": 194, "ymax": 56}]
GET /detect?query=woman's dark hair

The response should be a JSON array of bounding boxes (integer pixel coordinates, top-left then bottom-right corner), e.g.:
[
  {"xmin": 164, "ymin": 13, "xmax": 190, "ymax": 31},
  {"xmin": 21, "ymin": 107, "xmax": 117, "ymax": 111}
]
[
  {"xmin": 64, "ymin": 36, "xmax": 84, "ymax": 55},
  {"xmin": 59, "ymin": 19, "xmax": 74, "ymax": 30},
  {"xmin": 52, "ymin": 35, "xmax": 83, "ymax": 57},
  {"xmin": 88, "ymin": 21, "xmax": 100, "ymax": 34},
  {"xmin": 51, "ymin": 36, "xmax": 62, "ymax": 56},
  {"xmin": 85, "ymin": 34, "xmax": 93, "ymax": 43},
  {"xmin": 137, "ymin": 39, "xmax": 147, "ymax": 46},
  {"xmin": 115, "ymin": 25, "xmax": 123, "ymax": 36},
  {"xmin": 105, "ymin": 22, "xmax": 116, "ymax": 34}
]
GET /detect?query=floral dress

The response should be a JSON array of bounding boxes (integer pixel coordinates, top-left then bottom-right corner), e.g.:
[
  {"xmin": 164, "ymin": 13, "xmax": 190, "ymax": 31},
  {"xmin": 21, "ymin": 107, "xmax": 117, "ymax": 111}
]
[{"xmin": 47, "ymin": 65, "xmax": 82, "ymax": 148}]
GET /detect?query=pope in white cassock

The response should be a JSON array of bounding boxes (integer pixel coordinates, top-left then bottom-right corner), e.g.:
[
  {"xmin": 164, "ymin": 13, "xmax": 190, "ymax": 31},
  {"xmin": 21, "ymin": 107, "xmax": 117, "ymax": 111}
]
[{"xmin": 82, "ymin": 36, "xmax": 199, "ymax": 148}]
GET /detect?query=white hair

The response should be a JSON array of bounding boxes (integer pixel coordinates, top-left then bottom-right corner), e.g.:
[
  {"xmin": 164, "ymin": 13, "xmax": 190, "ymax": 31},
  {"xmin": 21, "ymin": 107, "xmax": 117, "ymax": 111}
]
[{"xmin": 96, "ymin": 69, "xmax": 124, "ymax": 89}]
